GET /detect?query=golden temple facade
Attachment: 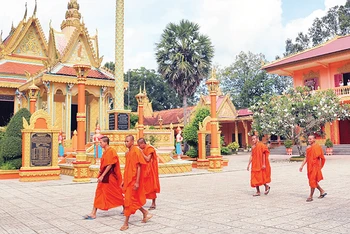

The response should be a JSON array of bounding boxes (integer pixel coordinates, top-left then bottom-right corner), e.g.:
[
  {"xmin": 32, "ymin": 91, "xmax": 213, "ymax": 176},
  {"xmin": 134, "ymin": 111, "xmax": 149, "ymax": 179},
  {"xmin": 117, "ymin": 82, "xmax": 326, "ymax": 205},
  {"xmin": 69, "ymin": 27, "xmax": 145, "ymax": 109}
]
[{"xmin": 0, "ymin": 0, "xmax": 125, "ymax": 142}]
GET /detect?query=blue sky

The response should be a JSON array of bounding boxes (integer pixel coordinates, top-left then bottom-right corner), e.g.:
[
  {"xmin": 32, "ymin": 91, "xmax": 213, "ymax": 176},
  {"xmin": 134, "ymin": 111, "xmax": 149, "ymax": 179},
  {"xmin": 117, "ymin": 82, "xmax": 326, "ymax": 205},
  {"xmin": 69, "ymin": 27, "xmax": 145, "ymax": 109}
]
[{"xmin": 0, "ymin": 0, "xmax": 347, "ymax": 70}]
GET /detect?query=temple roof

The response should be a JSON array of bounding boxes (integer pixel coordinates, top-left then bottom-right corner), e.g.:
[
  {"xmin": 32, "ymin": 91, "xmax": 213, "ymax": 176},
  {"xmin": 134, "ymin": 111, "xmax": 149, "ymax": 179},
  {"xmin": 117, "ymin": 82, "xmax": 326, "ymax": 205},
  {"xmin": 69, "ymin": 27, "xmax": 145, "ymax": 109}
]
[
  {"xmin": 144, "ymin": 106, "xmax": 196, "ymax": 126},
  {"xmin": 53, "ymin": 65, "xmax": 114, "ymax": 80},
  {"xmin": 0, "ymin": 61, "xmax": 44, "ymax": 76},
  {"xmin": 263, "ymin": 35, "xmax": 350, "ymax": 73}
]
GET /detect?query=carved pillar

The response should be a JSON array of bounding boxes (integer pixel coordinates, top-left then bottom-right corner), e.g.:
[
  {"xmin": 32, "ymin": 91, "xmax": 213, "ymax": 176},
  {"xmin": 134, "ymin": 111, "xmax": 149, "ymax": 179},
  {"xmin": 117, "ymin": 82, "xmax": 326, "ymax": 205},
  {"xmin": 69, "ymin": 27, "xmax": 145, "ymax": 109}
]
[
  {"xmin": 72, "ymin": 64, "xmax": 91, "ymax": 183},
  {"xmin": 234, "ymin": 121, "xmax": 238, "ymax": 144},
  {"xmin": 114, "ymin": 0, "xmax": 125, "ymax": 110},
  {"xmin": 27, "ymin": 82, "xmax": 40, "ymax": 114},
  {"xmin": 65, "ymin": 84, "xmax": 74, "ymax": 140},
  {"xmin": 206, "ymin": 69, "xmax": 222, "ymax": 172},
  {"xmin": 242, "ymin": 120, "xmax": 248, "ymax": 149},
  {"xmin": 15, "ymin": 89, "xmax": 24, "ymax": 112},
  {"xmin": 135, "ymin": 87, "xmax": 146, "ymax": 138},
  {"xmin": 100, "ymin": 87, "xmax": 107, "ymax": 130}
]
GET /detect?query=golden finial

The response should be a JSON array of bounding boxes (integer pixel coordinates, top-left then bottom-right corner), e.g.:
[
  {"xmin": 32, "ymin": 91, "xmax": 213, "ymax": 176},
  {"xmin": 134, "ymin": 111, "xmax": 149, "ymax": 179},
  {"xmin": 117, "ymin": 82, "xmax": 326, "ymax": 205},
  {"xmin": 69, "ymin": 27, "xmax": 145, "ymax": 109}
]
[
  {"xmin": 143, "ymin": 81, "xmax": 146, "ymax": 94},
  {"xmin": 0, "ymin": 30, "xmax": 2, "ymax": 44},
  {"xmin": 33, "ymin": 0, "xmax": 37, "ymax": 17},
  {"xmin": 211, "ymin": 67, "xmax": 217, "ymax": 80},
  {"xmin": 49, "ymin": 19, "xmax": 52, "ymax": 28},
  {"xmin": 23, "ymin": 2, "xmax": 28, "ymax": 21},
  {"xmin": 139, "ymin": 85, "xmax": 142, "ymax": 94}
]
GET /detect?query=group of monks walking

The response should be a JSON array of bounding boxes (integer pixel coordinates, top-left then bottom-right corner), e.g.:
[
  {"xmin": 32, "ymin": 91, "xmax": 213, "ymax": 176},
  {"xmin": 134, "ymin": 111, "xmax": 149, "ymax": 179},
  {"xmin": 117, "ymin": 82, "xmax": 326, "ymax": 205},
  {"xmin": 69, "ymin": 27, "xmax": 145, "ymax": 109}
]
[
  {"xmin": 247, "ymin": 134, "xmax": 327, "ymax": 202},
  {"xmin": 84, "ymin": 135, "xmax": 160, "ymax": 231}
]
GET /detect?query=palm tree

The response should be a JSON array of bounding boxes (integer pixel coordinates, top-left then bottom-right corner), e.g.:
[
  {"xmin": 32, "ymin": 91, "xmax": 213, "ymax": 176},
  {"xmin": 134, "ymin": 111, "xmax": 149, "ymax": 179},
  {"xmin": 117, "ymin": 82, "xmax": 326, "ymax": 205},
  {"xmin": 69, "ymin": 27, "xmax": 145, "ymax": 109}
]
[{"xmin": 155, "ymin": 19, "xmax": 214, "ymax": 125}]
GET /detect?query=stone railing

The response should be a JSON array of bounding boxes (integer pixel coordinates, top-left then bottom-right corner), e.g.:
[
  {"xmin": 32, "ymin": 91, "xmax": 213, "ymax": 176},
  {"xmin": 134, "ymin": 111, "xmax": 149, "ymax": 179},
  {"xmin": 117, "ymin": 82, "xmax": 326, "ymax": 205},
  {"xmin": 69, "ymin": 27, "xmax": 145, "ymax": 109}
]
[{"xmin": 333, "ymin": 86, "xmax": 350, "ymax": 96}]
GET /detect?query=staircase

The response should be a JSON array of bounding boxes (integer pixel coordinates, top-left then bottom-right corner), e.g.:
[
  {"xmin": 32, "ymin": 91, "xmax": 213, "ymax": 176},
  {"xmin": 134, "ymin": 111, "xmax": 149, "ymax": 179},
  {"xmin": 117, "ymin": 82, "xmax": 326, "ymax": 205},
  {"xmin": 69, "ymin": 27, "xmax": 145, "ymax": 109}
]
[{"xmin": 269, "ymin": 144, "xmax": 350, "ymax": 155}]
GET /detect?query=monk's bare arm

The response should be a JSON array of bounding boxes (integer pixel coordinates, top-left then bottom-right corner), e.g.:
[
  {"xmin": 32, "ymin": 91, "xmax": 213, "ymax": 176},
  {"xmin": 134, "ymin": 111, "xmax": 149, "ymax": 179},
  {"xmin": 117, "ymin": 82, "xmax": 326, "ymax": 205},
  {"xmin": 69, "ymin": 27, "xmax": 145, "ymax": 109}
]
[
  {"xmin": 262, "ymin": 153, "xmax": 266, "ymax": 169},
  {"xmin": 134, "ymin": 163, "xmax": 141, "ymax": 190},
  {"xmin": 98, "ymin": 164, "xmax": 112, "ymax": 182},
  {"xmin": 144, "ymin": 154, "xmax": 152, "ymax": 162},
  {"xmin": 299, "ymin": 158, "xmax": 307, "ymax": 172},
  {"xmin": 247, "ymin": 155, "xmax": 252, "ymax": 171}
]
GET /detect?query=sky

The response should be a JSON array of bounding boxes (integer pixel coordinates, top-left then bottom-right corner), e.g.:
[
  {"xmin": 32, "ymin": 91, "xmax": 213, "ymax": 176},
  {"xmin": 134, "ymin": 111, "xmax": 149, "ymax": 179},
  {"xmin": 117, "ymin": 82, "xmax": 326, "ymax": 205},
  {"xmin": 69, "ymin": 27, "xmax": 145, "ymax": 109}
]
[{"xmin": 0, "ymin": 0, "xmax": 347, "ymax": 71}]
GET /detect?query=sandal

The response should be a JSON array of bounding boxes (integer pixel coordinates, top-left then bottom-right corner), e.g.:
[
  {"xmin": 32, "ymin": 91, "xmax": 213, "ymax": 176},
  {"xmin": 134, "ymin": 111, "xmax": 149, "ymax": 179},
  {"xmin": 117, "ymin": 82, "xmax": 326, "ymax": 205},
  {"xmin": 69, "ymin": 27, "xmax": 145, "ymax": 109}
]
[
  {"xmin": 83, "ymin": 215, "xmax": 96, "ymax": 220},
  {"xmin": 318, "ymin": 193, "xmax": 327, "ymax": 199},
  {"xmin": 148, "ymin": 206, "xmax": 156, "ymax": 210},
  {"xmin": 252, "ymin": 193, "xmax": 260, "ymax": 197},
  {"xmin": 264, "ymin": 186, "xmax": 271, "ymax": 195},
  {"xmin": 120, "ymin": 225, "xmax": 129, "ymax": 231},
  {"xmin": 306, "ymin": 197, "xmax": 313, "ymax": 202}
]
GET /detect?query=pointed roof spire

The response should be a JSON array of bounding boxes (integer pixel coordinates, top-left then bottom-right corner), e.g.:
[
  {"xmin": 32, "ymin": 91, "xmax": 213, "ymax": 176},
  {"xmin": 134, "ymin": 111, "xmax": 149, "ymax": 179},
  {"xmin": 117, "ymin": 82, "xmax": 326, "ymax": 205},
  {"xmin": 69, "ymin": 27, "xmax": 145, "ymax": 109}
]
[
  {"xmin": 143, "ymin": 81, "xmax": 146, "ymax": 94},
  {"xmin": 23, "ymin": 2, "xmax": 28, "ymax": 21},
  {"xmin": 33, "ymin": 0, "xmax": 37, "ymax": 17},
  {"xmin": 61, "ymin": 0, "xmax": 82, "ymax": 30},
  {"xmin": 0, "ymin": 30, "xmax": 2, "ymax": 44}
]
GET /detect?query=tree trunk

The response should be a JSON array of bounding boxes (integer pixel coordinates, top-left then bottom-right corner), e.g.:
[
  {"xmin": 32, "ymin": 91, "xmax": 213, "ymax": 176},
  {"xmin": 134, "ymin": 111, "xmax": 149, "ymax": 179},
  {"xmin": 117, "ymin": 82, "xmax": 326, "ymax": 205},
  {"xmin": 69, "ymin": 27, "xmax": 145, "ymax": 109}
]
[{"xmin": 183, "ymin": 95, "xmax": 188, "ymax": 126}]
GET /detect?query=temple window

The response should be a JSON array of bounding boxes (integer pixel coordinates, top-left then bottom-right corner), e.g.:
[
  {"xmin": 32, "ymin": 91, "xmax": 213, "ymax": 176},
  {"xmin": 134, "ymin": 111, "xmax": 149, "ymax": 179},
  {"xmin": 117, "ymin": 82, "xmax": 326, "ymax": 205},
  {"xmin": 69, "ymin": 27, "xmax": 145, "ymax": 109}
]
[{"xmin": 304, "ymin": 77, "xmax": 319, "ymax": 90}]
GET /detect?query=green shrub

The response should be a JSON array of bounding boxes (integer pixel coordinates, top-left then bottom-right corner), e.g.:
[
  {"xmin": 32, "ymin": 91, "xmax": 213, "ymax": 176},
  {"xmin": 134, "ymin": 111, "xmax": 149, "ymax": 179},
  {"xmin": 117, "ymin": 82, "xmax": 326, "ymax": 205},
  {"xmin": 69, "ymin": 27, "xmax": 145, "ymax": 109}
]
[
  {"xmin": 186, "ymin": 148, "xmax": 198, "ymax": 158},
  {"xmin": 325, "ymin": 138, "xmax": 333, "ymax": 148},
  {"xmin": 0, "ymin": 130, "xmax": 5, "ymax": 141},
  {"xmin": 5, "ymin": 108, "xmax": 31, "ymax": 138},
  {"xmin": 130, "ymin": 113, "xmax": 139, "ymax": 129},
  {"xmin": 8, "ymin": 158, "xmax": 22, "ymax": 169},
  {"xmin": 284, "ymin": 139, "xmax": 293, "ymax": 148},
  {"xmin": 0, "ymin": 162, "xmax": 16, "ymax": 170},
  {"xmin": 228, "ymin": 142, "xmax": 239, "ymax": 153},
  {"xmin": 221, "ymin": 146, "xmax": 232, "ymax": 155},
  {"xmin": 183, "ymin": 123, "xmax": 198, "ymax": 146},
  {"xmin": 0, "ymin": 136, "xmax": 22, "ymax": 161}
]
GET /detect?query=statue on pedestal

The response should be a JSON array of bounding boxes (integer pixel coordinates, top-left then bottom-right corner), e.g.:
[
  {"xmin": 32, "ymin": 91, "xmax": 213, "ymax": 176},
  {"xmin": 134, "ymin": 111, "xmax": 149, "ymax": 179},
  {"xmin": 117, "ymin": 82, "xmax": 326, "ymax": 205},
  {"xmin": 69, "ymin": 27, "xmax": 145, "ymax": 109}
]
[
  {"xmin": 176, "ymin": 126, "xmax": 183, "ymax": 159},
  {"xmin": 58, "ymin": 130, "xmax": 65, "ymax": 157},
  {"xmin": 93, "ymin": 124, "xmax": 103, "ymax": 164}
]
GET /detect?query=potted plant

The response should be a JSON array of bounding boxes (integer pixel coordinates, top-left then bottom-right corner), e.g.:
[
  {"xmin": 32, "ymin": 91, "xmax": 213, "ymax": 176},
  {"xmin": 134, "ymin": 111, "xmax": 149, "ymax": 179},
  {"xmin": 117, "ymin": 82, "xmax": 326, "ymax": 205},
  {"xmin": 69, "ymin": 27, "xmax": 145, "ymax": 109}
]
[
  {"xmin": 227, "ymin": 142, "xmax": 239, "ymax": 154},
  {"xmin": 325, "ymin": 138, "xmax": 333, "ymax": 155},
  {"xmin": 284, "ymin": 139, "xmax": 293, "ymax": 155}
]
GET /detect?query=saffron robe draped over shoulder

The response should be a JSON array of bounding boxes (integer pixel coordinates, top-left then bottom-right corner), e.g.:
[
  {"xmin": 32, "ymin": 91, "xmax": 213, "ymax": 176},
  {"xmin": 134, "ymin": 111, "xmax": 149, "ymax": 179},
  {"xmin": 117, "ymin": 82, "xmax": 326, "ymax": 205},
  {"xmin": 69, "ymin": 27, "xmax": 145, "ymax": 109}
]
[
  {"xmin": 123, "ymin": 145, "xmax": 147, "ymax": 216},
  {"xmin": 306, "ymin": 143, "xmax": 326, "ymax": 188},
  {"xmin": 93, "ymin": 147, "xmax": 124, "ymax": 210},
  {"xmin": 250, "ymin": 142, "xmax": 271, "ymax": 187},
  {"xmin": 142, "ymin": 144, "xmax": 160, "ymax": 199}
]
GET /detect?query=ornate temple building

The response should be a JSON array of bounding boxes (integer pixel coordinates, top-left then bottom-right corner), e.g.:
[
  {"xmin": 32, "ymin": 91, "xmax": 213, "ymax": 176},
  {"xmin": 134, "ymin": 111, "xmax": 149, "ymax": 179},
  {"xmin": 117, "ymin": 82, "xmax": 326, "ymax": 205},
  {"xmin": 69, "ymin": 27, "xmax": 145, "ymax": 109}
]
[
  {"xmin": 0, "ymin": 0, "xmax": 124, "ymax": 142},
  {"xmin": 141, "ymin": 88, "xmax": 254, "ymax": 149},
  {"xmin": 263, "ymin": 35, "xmax": 350, "ymax": 144}
]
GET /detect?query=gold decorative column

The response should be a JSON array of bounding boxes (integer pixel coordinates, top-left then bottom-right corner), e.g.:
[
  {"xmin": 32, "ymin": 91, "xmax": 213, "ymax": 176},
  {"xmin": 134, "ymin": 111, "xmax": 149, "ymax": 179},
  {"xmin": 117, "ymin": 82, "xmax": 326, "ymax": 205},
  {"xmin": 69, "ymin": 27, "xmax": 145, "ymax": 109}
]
[
  {"xmin": 206, "ymin": 69, "xmax": 222, "ymax": 172},
  {"xmin": 158, "ymin": 115, "xmax": 163, "ymax": 129},
  {"xmin": 72, "ymin": 64, "xmax": 91, "ymax": 182},
  {"xmin": 135, "ymin": 87, "xmax": 146, "ymax": 138},
  {"xmin": 28, "ymin": 81, "xmax": 40, "ymax": 114},
  {"xmin": 115, "ymin": 0, "xmax": 125, "ymax": 110}
]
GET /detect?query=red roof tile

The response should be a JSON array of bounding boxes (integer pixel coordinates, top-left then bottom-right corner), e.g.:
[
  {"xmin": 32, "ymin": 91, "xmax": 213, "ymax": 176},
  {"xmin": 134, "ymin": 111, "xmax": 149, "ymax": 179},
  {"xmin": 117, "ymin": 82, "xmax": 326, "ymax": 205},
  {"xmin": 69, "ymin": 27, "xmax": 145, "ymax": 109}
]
[
  {"xmin": 0, "ymin": 62, "xmax": 44, "ymax": 75},
  {"xmin": 55, "ymin": 66, "xmax": 113, "ymax": 80},
  {"xmin": 263, "ymin": 35, "xmax": 350, "ymax": 69},
  {"xmin": 144, "ymin": 106, "xmax": 196, "ymax": 126},
  {"xmin": 0, "ymin": 77, "xmax": 26, "ymax": 84},
  {"xmin": 237, "ymin": 108, "xmax": 253, "ymax": 116}
]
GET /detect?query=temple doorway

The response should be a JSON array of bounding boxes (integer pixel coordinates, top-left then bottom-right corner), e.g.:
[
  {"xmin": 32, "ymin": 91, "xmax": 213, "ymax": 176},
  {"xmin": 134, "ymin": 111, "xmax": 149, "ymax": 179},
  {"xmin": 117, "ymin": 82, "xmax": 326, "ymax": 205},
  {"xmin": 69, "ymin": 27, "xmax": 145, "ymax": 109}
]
[
  {"xmin": 339, "ymin": 119, "xmax": 350, "ymax": 144},
  {"xmin": 0, "ymin": 95, "xmax": 14, "ymax": 126},
  {"xmin": 71, "ymin": 104, "xmax": 78, "ymax": 137}
]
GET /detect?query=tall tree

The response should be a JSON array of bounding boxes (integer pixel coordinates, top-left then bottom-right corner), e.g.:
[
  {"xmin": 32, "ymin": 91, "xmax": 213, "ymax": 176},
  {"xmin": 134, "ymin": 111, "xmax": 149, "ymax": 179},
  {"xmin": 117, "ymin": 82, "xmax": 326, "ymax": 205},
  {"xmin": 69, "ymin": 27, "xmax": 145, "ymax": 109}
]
[
  {"xmin": 285, "ymin": 0, "xmax": 350, "ymax": 55},
  {"xmin": 124, "ymin": 67, "xmax": 182, "ymax": 111},
  {"xmin": 219, "ymin": 51, "xmax": 292, "ymax": 109},
  {"xmin": 155, "ymin": 19, "xmax": 214, "ymax": 125}
]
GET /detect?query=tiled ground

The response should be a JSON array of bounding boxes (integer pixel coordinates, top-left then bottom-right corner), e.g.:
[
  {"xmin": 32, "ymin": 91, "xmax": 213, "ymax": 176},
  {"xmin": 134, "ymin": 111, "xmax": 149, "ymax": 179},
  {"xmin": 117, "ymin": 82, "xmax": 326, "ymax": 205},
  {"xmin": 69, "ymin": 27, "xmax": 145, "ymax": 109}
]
[{"xmin": 0, "ymin": 153, "xmax": 349, "ymax": 233}]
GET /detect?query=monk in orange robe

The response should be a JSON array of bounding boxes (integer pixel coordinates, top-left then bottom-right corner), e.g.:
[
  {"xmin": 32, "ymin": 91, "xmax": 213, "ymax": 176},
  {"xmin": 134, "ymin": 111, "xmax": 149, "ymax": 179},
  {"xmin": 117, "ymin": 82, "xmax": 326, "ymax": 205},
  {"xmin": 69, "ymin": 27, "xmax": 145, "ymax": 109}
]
[
  {"xmin": 137, "ymin": 138, "xmax": 160, "ymax": 210},
  {"xmin": 299, "ymin": 135, "xmax": 327, "ymax": 202},
  {"xmin": 84, "ymin": 136, "xmax": 124, "ymax": 219},
  {"xmin": 120, "ymin": 135, "xmax": 152, "ymax": 231},
  {"xmin": 247, "ymin": 135, "xmax": 271, "ymax": 196}
]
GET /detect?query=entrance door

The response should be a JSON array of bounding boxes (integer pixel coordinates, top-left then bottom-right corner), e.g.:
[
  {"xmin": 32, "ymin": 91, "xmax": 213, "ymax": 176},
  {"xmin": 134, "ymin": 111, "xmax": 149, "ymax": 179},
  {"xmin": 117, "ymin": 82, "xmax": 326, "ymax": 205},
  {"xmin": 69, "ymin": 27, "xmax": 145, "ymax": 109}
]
[
  {"xmin": 339, "ymin": 119, "xmax": 350, "ymax": 144},
  {"xmin": 71, "ymin": 104, "xmax": 78, "ymax": 137},
  {"xmin": 232, "ymin": 133, "xmax": 242, "ymax": 148},
  {"xmin": 0, "ymin": 96, "xmax": 14, "ymax": 126}
]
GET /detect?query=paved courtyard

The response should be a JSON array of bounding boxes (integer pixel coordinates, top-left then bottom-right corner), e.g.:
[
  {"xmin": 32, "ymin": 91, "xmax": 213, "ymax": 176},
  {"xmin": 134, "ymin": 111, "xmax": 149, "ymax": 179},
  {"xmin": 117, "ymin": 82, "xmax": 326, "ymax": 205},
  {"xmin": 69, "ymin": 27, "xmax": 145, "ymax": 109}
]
[{"xmin": 0, "ymin": 153, "xmax": 349, "ymax": 234}]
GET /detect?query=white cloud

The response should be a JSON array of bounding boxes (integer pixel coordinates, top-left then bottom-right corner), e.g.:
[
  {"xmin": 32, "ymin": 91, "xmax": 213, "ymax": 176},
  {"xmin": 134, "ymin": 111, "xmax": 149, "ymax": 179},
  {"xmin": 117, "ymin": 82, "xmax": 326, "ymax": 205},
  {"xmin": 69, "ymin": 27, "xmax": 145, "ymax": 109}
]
[{"xmin": 0, "ymin": 0, "xmax": 347, "ymax": 71}]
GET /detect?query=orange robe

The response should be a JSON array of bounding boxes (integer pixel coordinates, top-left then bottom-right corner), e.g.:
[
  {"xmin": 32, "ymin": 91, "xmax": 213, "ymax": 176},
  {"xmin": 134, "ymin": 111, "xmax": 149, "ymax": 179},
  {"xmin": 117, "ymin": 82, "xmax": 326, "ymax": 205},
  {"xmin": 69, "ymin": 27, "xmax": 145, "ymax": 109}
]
[
  {"xmin": 123, "ymin": 145, "xmax": 147, "ymax": 216},
  {"xmin": 93, "ymin": 147, "xmax": 124, "ymax": 210},
  {"xmin": 250, "ymin": 142, "xmax": 271, "ymax": 187},
  {"xmin": 142, "ymin": 145, "xmax": 160, "ymax": 199},
  {"xmin": 306, "ymin": 143, "xmax": 325, "ymax": 188}
]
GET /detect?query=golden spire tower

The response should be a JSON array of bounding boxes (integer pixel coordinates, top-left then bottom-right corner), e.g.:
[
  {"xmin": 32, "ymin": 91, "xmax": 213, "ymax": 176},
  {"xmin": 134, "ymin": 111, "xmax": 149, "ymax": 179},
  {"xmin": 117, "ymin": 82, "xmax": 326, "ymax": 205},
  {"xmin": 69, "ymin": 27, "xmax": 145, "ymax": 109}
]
[{"xmin": 114, "ymin": 0, "xmax": 124, "ymax": 110}]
